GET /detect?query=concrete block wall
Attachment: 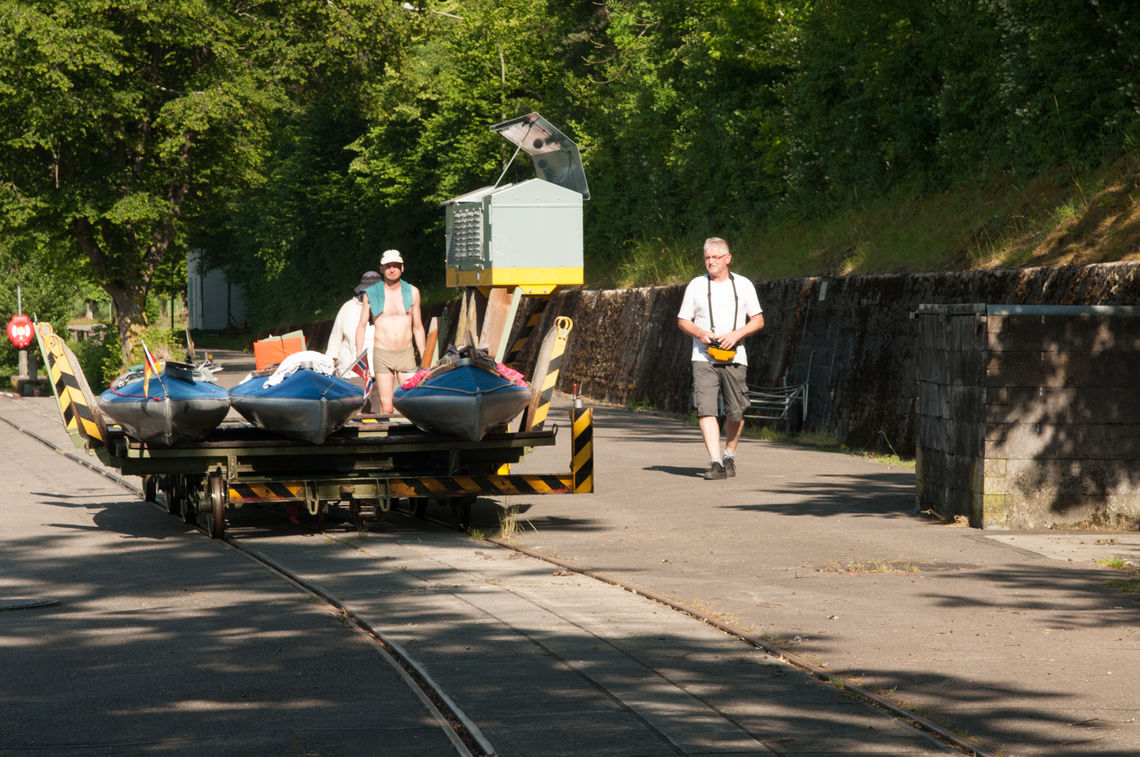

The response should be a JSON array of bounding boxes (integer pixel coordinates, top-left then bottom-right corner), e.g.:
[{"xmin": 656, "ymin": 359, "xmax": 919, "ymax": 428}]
[{"xmin": 916, "ymin": 304, "xmax": 1140, "ymax": 529}]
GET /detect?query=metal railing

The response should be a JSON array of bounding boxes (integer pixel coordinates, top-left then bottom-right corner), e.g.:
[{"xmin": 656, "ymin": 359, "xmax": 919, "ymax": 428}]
[{"xmin": 744, "ymin": 381, "xmax": 807, "ymax": 428}]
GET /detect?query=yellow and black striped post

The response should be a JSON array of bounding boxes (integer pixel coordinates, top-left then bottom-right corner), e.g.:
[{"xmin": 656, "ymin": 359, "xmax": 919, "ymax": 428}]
[
  {"xmin": 526, "ymin": 316, "xmax": 573, "ymax": 431},
  {"xmin": 571, "ymin": 404, "xmax": 594, "ymax": 493},
  {"xmin": 34, "ymin": 322, "xmax": 105, "ymax": 449}
]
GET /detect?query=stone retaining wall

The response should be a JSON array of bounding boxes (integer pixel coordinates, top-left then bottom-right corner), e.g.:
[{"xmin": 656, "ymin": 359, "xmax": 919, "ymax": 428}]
[
  {"xmin": 489, "ymin": 262, "xmax": 1140, "ymax": 457},
  {"xmin": 297, "ymin": 261, "xmax": 1138, "ymax": 460}
]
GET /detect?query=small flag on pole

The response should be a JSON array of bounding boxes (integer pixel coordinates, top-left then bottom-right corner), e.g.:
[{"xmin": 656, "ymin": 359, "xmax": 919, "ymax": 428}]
[
  {"xmin": 349, "ymin": 350, "xmax": 372, "ymax": 398},
  {"xmin": 141, "ymin": 341, "xmax": 160, "ymax": 396}
]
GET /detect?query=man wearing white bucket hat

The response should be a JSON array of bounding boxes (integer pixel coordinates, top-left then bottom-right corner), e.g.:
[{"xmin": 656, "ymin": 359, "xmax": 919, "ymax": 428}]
[{"xmin": 355, "ymin": 249, "xmax": 426, "ymax": 414}]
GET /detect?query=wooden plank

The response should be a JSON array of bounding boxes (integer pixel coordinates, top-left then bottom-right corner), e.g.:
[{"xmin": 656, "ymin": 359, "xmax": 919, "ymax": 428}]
[
  {"xmin": 479, "ymin": 286, "xmax": 514, "ymax": 356},
  {"xmin": 421, "ymin": 316, "xmax": 439, "ymax": 368},
  {"xmin": 494, "ymin": 288, "xmax": 524, "ymax": 364},
  {"xmin": 523, "ymin": 317, "xmax": 572, "ymax": 431},
  {"xmin": 454, "ymin": 288, "xmax": 480, "ymax": 348}
]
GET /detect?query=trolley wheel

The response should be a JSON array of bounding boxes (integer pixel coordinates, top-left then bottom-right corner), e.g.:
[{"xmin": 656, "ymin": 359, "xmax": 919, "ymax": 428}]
[
  {"xmin": 206, "ymin": 471, "xmax": 227, "ymax": 539},
  {"xmin": 348, "ymin": 497, "xmax": 366, "ymax": 527},
  {"xmin": 450, "ymin": 496, "xmax": 474, "ymax": 532},
  {"xmin": 159, "ymin": 475, "xmax": 180, "ymax": 514},
  {"xmin": 142, "ymin": 474, "xmax": 158, "ymax": 503},
  {"xmin": 174, "ymin": 477, "xmax": 196, "ymax": 524}
]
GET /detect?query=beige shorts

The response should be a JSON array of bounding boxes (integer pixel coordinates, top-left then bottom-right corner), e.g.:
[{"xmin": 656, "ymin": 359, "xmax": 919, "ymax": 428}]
[
  {"xmin": 692, "ymin": 361, "xmax": 749, "ymax": 421},
  {"xmin": 372, "ymin": 345, "xmax": 417, "ymax": 375}
]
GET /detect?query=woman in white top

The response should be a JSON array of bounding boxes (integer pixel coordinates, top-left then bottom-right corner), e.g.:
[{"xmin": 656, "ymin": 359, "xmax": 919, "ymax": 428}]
[{"xmin": 325, "ymin": 270, "xmax": 380, "ymax": 411}]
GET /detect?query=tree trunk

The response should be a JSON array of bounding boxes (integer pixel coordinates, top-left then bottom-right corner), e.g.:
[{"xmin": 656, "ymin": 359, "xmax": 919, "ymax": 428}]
[{"xmin": 72, "ymin": 218, "xmax": 154, "ymax": 369}]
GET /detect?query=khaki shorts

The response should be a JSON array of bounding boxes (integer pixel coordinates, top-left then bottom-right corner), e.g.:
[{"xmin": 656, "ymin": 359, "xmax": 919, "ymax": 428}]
[
  {"xmin": 692, "ymin": 361, "xmax": 749, "ymax": 421},
  {"xmin": 373, "ymin": 345, "xmax": 417, "ymax": 375}
]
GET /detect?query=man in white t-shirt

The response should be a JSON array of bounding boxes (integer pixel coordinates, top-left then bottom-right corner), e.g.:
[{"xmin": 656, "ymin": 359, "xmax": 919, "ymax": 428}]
[{"xmin": 676, "ymin": 237, "xmax": 765, "ymax": 480}]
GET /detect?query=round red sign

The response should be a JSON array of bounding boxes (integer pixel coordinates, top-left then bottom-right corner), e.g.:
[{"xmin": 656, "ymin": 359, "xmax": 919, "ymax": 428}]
[{"xmin": 6, "ymin": 314, "xmax": 34, "ymax": 349}]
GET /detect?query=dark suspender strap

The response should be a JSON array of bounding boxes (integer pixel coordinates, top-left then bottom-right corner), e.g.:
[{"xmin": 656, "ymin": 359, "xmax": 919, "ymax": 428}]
[{"xmin": 706, "ymin": 273, "xmax": 739, "ymax": 333}]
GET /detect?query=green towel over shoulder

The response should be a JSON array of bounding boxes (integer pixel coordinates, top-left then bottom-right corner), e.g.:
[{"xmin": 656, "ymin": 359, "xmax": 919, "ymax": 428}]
[{"xmin": 364, "ymin": 280, "xmax": 414, "ymax": 318}]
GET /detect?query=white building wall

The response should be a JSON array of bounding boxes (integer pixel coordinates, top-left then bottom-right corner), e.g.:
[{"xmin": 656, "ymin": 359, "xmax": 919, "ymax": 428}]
[{"xmin": 187, "ymin": 249, "xmax": 247, "ymax": 331}]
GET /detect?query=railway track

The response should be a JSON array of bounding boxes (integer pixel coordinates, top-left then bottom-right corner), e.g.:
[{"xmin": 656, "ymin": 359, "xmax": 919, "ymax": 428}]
[
  {"xmin": 8, "ymin": 406, "xmax": 993, "ymax": 756},
  {"xmin": 173, "ymin": 501, "xmax": 992, "ymax": 756}
]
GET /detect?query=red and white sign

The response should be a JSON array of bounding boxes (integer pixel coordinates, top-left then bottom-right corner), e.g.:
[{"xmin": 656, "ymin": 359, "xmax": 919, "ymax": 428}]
[{"xmin": 6, "ymin": 314, "xmax": 34, "ymax": 349}]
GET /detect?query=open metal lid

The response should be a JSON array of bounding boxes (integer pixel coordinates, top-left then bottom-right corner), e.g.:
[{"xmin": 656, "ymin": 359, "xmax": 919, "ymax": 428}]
[{"xmin": 490, "ymin": 112, "xmax": 590, "ymax": 200}]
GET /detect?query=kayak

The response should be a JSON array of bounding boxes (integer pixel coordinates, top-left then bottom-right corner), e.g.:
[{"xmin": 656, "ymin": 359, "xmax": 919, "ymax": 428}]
[
  {"xmin": 394, "ymin": 354, "xmax": 530, "ymax": 441},
  {"xmin": 96, "ymin": 361, "xmax": 230, "ymax": 447},
  {"xmin": 229, "ymin": 361, "xmax": 365, "ymax": 444}
]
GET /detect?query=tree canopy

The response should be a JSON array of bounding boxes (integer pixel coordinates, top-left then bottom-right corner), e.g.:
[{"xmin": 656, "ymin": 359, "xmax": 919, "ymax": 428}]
[{"xmin": 2, "ymin": 0, "xmax": 1138, "ymax": 360}]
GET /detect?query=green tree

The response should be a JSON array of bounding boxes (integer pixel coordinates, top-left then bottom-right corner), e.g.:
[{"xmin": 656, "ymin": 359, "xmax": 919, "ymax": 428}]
[
  {"xmin": 0, "ymin": 0, "xmax": 401, "ymax": 364},
  {"xmin": 0, "ymin": 233, "xmax": 84, "ymax": 382},
  {"xmin": 346, "ymin": 0, "xmax": 600, "ymax": 293},
  {"xmin": 785, "ymin": 1, "xmax": 1140, "ymax": 203},
  {"xmin": 195, "ymin": 1, "xmax": 405, "ymax": 329},
  {"xmin": 572, "ymin": 1, "xmax": 804, "ymax": 266}
]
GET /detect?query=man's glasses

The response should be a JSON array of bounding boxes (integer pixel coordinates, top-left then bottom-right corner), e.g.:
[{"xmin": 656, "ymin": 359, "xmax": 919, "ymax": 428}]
[{"xmin": 704, "ymin": 253, "xmax": 728, "ymax": 261}]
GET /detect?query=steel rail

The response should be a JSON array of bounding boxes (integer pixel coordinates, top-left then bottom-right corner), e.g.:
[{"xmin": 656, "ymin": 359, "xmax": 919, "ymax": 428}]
[
  {"xmin": 225, "ymin": 535, "xmax": 495, "ymax": 757},
  {"xmin": 483, "ymin": 536, "xmax": 996, "ymax": 757},
  {"xmin": 5, "ymin": 414, "xmax": 494, "ymax": 757}
]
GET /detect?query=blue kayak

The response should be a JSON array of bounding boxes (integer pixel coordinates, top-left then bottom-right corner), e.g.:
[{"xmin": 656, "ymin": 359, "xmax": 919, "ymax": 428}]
[
  {"xmin": 97, "ymin": 361, "xmax": 230, "ymax": 447},
  {"xmin": 394, "ymin": 357, "xmax": 531, "ymax": 441},
  {"xmin": 229, "ymin": 368, "xmax": 365, "ymax": 444}
]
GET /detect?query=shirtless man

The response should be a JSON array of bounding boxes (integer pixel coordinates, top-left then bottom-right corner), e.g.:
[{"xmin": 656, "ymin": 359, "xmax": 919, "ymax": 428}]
[{"xmin": 355, "ymin": 249, "xmax": 426, "ymax": 414}]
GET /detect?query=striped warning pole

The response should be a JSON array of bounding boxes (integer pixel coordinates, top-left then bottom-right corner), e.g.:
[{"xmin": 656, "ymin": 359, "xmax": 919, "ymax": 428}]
[
  {"xmin": 570, "ymin": 401, "xmax": 594, "ymax": 493},
  {"xmin": 34, "ymin": 322, "xmax": 106, "ymax": 449},
  {"xmin": 527, "ymin": 316, "xmax": 573, "ymax": 431}
]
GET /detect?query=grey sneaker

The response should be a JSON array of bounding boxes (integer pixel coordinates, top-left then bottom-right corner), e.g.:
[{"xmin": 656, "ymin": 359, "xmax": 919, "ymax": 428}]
[
  {"xmin": 723, "ymin": 456, "xmax": 736, "ymax": 477},
  {"xmin": 704, "ymin": 461, "xmax": 727, "ymax": 480}
]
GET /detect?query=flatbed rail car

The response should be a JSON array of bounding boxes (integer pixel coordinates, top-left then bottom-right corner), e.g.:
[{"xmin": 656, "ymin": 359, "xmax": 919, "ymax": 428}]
[{"xmin": 34, "ymin": 322, "xmax": 594, "ymax": 539}]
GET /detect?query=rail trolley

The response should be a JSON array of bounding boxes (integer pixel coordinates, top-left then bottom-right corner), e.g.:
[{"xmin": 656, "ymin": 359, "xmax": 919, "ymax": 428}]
[
  {"xmin": 33, "ymin": 322, "xmax": 594, "ymax": 539},
  {"xmin": 33, "ymin": 113, "xmax": 598, "ymax": 538}
]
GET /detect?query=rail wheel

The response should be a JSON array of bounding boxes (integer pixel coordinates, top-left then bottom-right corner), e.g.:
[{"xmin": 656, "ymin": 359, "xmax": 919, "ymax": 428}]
[
  {"xmin": 174, "ymin": 477, "xmax": 196, "ymax": 524},
  {"xmin": 348, "ymin": 497, "xmax": 365, "ymax": 528},
  {"xmin": 206, "ymin": 471, "xmax": 227, "ymax": 539},
  {"xmin": 160, "ymin": 475, "xmax": 180, "ymax": 514},
  {"xmin": 142, "ymin": 474, "xmax": 158, "ymax": 503},
  {"xmin": 450, "ymin": 496, "xmax": 474, "ymax": 531}
]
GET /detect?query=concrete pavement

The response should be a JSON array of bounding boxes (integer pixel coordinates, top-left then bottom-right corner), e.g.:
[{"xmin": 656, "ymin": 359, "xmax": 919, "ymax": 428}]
[
  {"xmin": 0, "ymin": 394, "xmax": 460, "ymax": 755},
  {"xmin": 4, "ymin": 360, "xmax": 1140, "ymax": 755},
  {"xmin": 499, "ymin": 400, "xmax": 1140, "ymax": 756},
  {"xmin": 1, "ymin": 390, "xmax": 954, "ymax": 756}
]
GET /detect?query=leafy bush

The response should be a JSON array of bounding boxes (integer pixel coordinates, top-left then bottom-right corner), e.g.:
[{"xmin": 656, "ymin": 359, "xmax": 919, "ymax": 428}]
[{"xmin": 71, "ymin": 325, "xmax": 121, "ymax": 390}]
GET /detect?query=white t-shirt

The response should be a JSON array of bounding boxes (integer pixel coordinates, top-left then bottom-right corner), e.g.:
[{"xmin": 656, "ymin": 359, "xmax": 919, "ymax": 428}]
[
  {"xmin": 677, "ymin": 273, "xmax": 763, "ymax": 365},
  {"xmin": 324, "ymin": 297, "xmax": 374, "ymax": 377}
]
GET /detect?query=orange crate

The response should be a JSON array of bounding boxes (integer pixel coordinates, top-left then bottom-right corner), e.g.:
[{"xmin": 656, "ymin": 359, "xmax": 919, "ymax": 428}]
[{"xmin": 253, "ymin": 331, "xmax": 306, "ymax": 370}]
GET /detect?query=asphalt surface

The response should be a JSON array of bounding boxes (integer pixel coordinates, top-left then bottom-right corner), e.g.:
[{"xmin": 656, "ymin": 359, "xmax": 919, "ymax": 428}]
[
  {"xmin": 3, "ymin": 346, "xmax": 1139, "ymax": 755},
  {"xmin": 0, "ymin": 385, "xmax": 951, "ymax": 756},
  {"xmin": 499, "ymin": 402, "xmax": 1140, "ymax": 756},
  {"xmin": 0, "ymin": 400, "xmax": 459, "ymax": 755}
]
